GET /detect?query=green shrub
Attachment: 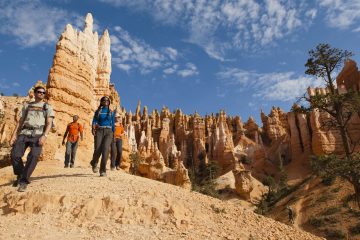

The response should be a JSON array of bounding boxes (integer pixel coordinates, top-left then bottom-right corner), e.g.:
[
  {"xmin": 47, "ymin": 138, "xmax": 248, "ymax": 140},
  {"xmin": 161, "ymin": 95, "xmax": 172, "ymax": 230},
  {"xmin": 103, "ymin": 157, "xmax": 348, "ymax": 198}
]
[
  {"xmin": 240, "ymin": 155, "xmax": 252, "ymax": 165},
  {"xmin": 308, "ymin": 217, "xmax": 325, "ymax": 227},
  {"xmin": 198, "ymin": 179, "xmax": 219, "ymax": 198},
  {"xmin": 342, "ymin": 194, "xmax": 355, "ymax": 208},
  {"xmin": 330, "ymin": 187, "xmax": 341, "ymax": 193},
  {"xmin": 318, "ymin": 194, "xmax": 334, "ymax": 203},
  {"xmin": 324, "ymin": 229, "xmax": 346, "ymax": 240},
  {"xmin": 321, "ymin": 175, "xmax": 336, "ymax": 186},
  {"xmin": 323, "ymin": 216, "xmax": 339, "ymax": 224},
  {"xmin": 350, "ymin": 223, "xmax": 360, "ymax": 235},
  {"xmin": 321, "ymin": 206, "xmax": 341, "ymax": 216},
  {"xmin": 254, "ymin": 195, "xmax": 270, "ymax": 215},
  {"xmin": 129, "ymin": 152, "xmax": 143, "ymax": 175}
]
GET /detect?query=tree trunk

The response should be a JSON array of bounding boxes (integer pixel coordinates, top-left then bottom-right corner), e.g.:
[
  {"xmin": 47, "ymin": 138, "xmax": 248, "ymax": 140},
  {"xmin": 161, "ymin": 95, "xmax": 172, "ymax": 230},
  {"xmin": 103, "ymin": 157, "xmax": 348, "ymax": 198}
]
[
  {"xmin": 352, "ymin": 176, "xmax": 360, "ymax": 209},
  {"xmin": 334, "ymin": 103, "xmax": 352, "ymax": 158}
]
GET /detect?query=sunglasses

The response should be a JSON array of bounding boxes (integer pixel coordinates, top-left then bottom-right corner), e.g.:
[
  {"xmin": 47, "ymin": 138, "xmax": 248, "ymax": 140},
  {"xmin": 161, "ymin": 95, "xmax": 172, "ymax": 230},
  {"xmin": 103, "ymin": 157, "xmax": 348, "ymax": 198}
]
[
  {"xmin": 36, "ymin": 91, "xmax": 46, "ymax": 94},
  {"xmin": 101, "ymin": 99, "xmax": 109, "ymax": 102}
]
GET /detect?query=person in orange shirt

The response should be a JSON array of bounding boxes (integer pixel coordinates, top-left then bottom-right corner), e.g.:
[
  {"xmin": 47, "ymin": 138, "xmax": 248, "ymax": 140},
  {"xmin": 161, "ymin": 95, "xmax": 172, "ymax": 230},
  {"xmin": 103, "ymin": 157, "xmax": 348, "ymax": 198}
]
[
  {"xmin": 110, "ymin": 113, "xmax": 125, "ymax": 170},
  {"xmin": 62, "ymin": 115, "xmax": 83, "ymax": 168}
]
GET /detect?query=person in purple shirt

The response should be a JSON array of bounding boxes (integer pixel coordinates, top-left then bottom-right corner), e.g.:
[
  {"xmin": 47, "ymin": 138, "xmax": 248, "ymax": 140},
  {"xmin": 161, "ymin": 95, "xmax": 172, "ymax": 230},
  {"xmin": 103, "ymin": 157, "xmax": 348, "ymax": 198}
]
[{"xmin": 90, "ymin": 96, "xmax": 114, "ymax": 177}]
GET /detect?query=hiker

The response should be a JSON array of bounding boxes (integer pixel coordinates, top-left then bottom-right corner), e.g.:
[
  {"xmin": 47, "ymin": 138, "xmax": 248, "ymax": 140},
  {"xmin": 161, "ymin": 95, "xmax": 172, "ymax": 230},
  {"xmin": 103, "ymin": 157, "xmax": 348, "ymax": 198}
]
[
  {"xmin": 62, "ymin": 115, "xmax": 83, "ymax": 168},
  {"xmin": 286, "ymin": 206, "xmax": 295, "ymax": 224},
  {"xmin": 110, "ymin": 113, "xmax": 125, "ymax": 170},
  {"xmin": 10, "ymin": 85, "xmax": 55, "ymax": 192},
  {"xmin": 90, "ymin": 96, "xmax": 114, "ymax": 177}
]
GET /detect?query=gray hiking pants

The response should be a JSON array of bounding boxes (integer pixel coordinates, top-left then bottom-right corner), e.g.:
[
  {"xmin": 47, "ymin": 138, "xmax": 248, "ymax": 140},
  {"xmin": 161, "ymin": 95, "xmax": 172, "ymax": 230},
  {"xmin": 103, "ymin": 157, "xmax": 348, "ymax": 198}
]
[
  {"xmin": 90, "ymin": 128, "xmax": 113, "ymax": 173},
  {"xmin": 11, "ymin": 134, "xmax": 42, "ymax": 183},
  {"xmin": 64, "ymin": 141, "xmax": 78, "ymax": 166}
]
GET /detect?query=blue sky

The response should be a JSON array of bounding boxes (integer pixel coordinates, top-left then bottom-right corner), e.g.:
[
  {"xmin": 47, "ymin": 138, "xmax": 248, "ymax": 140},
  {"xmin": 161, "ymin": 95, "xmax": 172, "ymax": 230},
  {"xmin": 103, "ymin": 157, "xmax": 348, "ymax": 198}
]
[{"xmin": 1, "ymin": 0, "xmax": 360, "ymax": 123}]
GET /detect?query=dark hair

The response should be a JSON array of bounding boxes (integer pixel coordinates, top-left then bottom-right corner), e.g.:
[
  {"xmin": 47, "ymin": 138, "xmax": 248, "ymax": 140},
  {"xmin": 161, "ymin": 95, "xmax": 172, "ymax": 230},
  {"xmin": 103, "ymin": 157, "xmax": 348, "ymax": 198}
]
[
  {"xmin": 34, "ymin": 86, "xmax": 46, "ymax": 93},
  {"xmin": 100, "ymin": 96, "xmax": 110, "ymax": 103},
  {"xmin": 95, "ymin": 96, "xmax": 111, "ymax": 120}
]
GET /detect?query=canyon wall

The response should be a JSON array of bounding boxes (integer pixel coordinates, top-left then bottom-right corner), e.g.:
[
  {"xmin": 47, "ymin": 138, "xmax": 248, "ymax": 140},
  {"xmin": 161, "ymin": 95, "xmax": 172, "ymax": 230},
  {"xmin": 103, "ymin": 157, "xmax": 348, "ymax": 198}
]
[{"xmin": 1, "ymin": 14, "xmax": 360, "ymax": 194}]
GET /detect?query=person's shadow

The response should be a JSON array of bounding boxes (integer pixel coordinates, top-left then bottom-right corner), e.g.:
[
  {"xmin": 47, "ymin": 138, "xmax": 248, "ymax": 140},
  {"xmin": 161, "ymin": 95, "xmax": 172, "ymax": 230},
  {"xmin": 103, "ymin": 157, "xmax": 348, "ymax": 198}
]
[{"xmin": 0, "ymin": 173, "xmax": 92, "ymax": 188}]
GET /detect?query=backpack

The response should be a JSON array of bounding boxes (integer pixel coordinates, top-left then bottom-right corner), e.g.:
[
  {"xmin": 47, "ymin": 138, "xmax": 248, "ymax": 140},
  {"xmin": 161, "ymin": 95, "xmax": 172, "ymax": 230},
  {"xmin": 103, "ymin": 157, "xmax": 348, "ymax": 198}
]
[{"xmin": 43, "ymin": 103, "xmax": 56, "ymax": 132}]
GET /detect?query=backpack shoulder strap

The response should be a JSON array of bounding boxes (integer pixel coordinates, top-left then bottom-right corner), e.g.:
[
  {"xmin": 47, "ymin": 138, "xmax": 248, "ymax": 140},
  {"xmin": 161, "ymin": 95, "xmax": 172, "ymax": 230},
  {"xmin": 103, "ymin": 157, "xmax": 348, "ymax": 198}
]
[
  {"xmin": 20, "ymin": 102, "xmax": 32, "ymax": 128},
  {"xmin": 43, "ymin": 102, "xmax": 48, "ymax": 114}
]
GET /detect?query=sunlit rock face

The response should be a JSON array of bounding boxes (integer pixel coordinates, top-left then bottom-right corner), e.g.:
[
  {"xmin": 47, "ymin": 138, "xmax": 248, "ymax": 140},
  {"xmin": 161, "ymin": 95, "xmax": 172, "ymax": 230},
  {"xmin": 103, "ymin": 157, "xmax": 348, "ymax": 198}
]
[
  {"xmin": 44, "ymin": 13, "xmax": 119, "ymax": 161},
  {"xmin": 337, "ymin": 59, "xmax": 360, "ymax": 92},
  {"xmin": 306, "ymin": 60, "xmax": 360, "ymax": 155},
  {"xmin": 2, "ymin": 11, "xmax": 360, "ymax": 194}
]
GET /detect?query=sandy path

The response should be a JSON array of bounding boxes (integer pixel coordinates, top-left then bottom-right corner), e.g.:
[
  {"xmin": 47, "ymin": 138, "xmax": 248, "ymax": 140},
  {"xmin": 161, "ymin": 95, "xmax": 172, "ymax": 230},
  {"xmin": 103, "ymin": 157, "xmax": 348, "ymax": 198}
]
[{"xmin": 0, "ymin": 160, "xmax": 323, "ymax": 240}]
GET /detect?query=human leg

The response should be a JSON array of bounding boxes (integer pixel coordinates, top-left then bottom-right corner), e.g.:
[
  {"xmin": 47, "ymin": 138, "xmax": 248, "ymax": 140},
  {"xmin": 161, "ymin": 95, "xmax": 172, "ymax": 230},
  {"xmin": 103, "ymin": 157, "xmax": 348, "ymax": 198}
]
[
  {"xmin": 11, "ymin": 135, "xmax": 27, "ymax": 186},
  {"xmin": 110, "ymin": 139, "xmax": 116, "ymax": 169},
  {"xmin": 70, "ymin": 141, "xmax": 78, "ymax": 167},
  {"xmin": 21, "ymin": 136, "xmax": 42, "ymax": 184},
  {"xmin": 99, "ymin": 129, "xmax": 113, "ymax": 174},
  {"xmin": 115, "ymin": 139, "xmax": 123, "ymax": 167},
  {"xmin": 90, "ymin": 130, "xmax": 104, "ymax": 169},
  {"xmin": 64, "ymin": 141, "xmax": 72, "ymax": 167}
]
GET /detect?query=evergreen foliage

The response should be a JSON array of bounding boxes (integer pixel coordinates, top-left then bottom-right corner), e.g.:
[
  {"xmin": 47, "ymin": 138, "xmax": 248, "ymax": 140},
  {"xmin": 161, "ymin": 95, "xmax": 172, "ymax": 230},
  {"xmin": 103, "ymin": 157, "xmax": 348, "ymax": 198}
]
[{"xmin": 293, "ymin": 43, "xmax": 360, "ymax": 208}]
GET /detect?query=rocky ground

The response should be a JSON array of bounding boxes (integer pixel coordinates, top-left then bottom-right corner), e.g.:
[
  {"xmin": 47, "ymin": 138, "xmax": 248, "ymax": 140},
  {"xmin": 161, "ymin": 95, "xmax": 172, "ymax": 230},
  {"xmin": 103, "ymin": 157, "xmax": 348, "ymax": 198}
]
[{"xmin": 0, "ymin": 160, "xmax": 323, "ymax": 240}]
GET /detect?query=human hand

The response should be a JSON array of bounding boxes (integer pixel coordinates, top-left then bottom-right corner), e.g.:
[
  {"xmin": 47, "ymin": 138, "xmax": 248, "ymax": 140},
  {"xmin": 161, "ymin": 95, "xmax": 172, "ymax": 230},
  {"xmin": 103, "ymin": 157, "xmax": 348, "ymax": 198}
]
[
  {"xmin": 62, "ymin": 140, "xmax": 65, "ymax": 146},
  {"xmin": 10, "ymin": 135, "xmax": 17, "ymax": 146},
  {"xmin": 39, "ymin": 136, "xmax": 47, "ymax": 146}
]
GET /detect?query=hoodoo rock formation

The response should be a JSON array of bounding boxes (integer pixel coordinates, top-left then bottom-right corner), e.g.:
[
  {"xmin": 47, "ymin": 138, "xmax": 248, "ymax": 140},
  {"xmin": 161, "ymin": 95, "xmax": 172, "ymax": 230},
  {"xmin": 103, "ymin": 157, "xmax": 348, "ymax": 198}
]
[
  {"xmin": 43, "ymin": 13, "xmax": 119, "ymax": 161},
  {"xmin": 1, "ymin": 14, "xmax": 360, "ymax": 203}
]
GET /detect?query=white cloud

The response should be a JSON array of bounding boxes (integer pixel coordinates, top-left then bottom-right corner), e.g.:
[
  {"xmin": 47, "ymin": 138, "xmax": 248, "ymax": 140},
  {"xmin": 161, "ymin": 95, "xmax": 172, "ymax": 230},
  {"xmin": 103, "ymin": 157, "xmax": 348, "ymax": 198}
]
[
  {"xmin": 100, "ymin": 0, "xmax": 315, "ymax": 60},
  {"xmin": 217, "ymin": 68, "xmax": 324, "ymax": 102},
  {"xmin": 318, "ymin": 0, "xmax": 360, "ymax": 29},
  {"xmin": 305, "ymin": 8, "xmax": 317, "ymax": 19},
  {"xmin": 0, "ymin": 0, "xmax": 82, "ymax": 47},
  {"xmin": 116, "ymin": 63, "xmax": 131, "ymax": 72},
  {"xmin": 177, "ymin": 63, "xmax": 198, "ymax": 77},
  {"xmin": 111, "ymin": 26, "xmax": 198, "ymax": 77},
  {"xmin": 111, "ymin": 26, "xmax": 166, "ymax": 74},
  {"xmin": 163, "ymin": 65, "xmax": 178, "ymax": 75},
  {"xmin": 164, "ymin": 47, "xmax": 178, "ymax": 60}
]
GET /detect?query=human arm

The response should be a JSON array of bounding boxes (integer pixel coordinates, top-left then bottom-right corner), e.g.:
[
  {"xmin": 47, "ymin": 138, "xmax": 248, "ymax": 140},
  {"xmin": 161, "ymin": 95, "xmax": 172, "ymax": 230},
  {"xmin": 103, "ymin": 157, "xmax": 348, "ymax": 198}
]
[
  {"xmin": 62, "ymin": 126, "xmax": 69, "ymax": 145},
  {"xmin": 92, "ymin": 112, "xmax": 98, "ymax": 136},
  {"xmin": 10, "ymin": 104, "xmax": 27, "ymax": 145},
  {"xmin": 10, "ymin": 118, "xmax": 24, "ymax": 145},
  {"xmin": 39, "ymin": 117, "xmax": 53, "ymax": 146},
  {"xmin": 79, "ymin": 124, "xmax": 84, "ymax": 141}
]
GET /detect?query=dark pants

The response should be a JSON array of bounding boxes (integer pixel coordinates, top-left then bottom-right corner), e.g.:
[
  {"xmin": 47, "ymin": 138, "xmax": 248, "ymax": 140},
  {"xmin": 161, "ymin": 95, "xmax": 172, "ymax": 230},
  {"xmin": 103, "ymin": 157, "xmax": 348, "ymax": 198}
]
[
  {"xmin": 64, "ymin": 141, "xmax": 78, "ymax": 166},
  {"xmin": 110, "ymin": 138, "xmax": 123, "ymax": 168},
  {"xmin": 90, "ymin": 128, "xmax": 113, "ymax": 173},
  {"xmin": 11, "ymin": 135, "xmax": 42, "ymax": 183}
]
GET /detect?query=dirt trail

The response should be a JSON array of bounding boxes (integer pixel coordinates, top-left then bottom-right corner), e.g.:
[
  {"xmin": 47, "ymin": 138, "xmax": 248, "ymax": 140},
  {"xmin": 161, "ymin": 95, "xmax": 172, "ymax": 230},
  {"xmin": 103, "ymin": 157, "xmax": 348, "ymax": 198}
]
[
  {"xmin": 0, "ymin": 160, "xmax": 323, "ymax": 240},
  {"xmin": 293, "ymin": 182, "xmax": 310, "ymax": 229}
]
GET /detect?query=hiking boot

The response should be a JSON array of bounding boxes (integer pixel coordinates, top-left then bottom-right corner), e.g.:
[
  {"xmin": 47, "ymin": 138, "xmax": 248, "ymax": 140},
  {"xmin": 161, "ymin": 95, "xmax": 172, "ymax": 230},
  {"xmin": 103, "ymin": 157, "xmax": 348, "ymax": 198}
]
[
  {"xmin": 116, "ymin": 166, "xmax": 121, "ymax": 170},
  {"xmin": 92, "ymin": 166, "xmax": 99, "ymax": 173},
  {"xmin": 100, "ymin": 172, "xmax": 106, "ymax": 177},
  {"xmin": 70, "ymin": 164, "xmax": 74, "ymax": 168},
  {"xmin": 64, "ymin": 165, "xmax": 69, "ymax": 168},
  {"xmin": 12, "ymin": 175, "xmax": 21, "ymax": 187},
  {"xmin": 18, "ymin": 182, "xmax": 27, "ymax": 192}
]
